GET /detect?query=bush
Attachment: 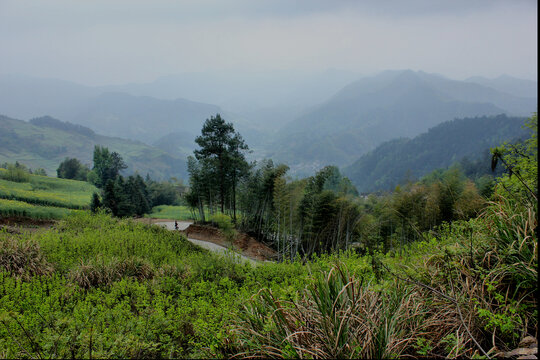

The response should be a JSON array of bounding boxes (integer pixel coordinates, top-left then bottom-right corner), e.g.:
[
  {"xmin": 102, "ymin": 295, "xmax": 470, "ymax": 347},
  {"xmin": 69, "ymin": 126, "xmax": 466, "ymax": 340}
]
[
  {"xmin": 0, "ymin": 164, "xmax": 30, "ymax": 183},
  {"xmin": 69, "ymin": 256, "xmax": 155, "ymax": 289},
  {"xmin": 230, "ymin": 263, "xmax": 465, "ymax": 358}
]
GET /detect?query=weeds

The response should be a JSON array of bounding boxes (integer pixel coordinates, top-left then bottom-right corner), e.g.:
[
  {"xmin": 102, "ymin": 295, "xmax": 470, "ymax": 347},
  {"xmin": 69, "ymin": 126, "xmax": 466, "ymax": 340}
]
[
  {"xmin": 0, "ymin": 236, "xmax": 53, "ymax": 279},
  {"xmin": 231, "ymin": 262, "xmax": 468, "ymax": 358},
  {"xmin": 69, "ymin": 256, "xmax": 155, "ymax": 289}
]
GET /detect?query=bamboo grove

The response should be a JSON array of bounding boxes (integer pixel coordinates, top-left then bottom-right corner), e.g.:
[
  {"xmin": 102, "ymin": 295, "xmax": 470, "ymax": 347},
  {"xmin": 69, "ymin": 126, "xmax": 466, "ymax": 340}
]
[{"xmin": 184, "ymin": 113, "xmax": 520, "ymax": 260}]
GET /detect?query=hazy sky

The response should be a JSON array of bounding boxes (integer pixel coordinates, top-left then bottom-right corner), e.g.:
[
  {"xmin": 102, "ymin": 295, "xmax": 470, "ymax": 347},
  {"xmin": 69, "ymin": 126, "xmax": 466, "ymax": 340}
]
[{"xmin": 0, "ymin": 0, "xmax": 537, "ymax": 85}]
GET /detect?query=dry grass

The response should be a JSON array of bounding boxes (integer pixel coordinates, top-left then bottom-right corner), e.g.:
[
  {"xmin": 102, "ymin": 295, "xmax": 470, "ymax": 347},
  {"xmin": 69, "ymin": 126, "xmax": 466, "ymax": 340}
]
[
  {"xmin": 0, "ymin": 236, "xmax": 53, "ymax": 279},
  {"xmin": 69, "ymin": 256, "xmax": 155, "ymax": 289}
]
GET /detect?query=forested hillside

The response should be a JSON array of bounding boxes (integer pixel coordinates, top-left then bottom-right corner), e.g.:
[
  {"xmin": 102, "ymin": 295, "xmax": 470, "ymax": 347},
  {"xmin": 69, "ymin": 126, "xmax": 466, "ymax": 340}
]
[
  {"xmin": 0, "ymin": 115, "xmax": 187, "ymax": 180},
  {"xmin": 269, "ymin": 70, "xmax": 536, "ymax": 173},
  {"xmin": 343, "ymin": 114, "xmax": 528, "ymax": 192}
]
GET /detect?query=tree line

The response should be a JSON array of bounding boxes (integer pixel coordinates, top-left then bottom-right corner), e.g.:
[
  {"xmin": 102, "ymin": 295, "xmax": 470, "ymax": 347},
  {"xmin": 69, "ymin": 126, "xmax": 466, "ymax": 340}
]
[
  {"xmin": 186, "ymin": 114, "xmax": 506, "ymax": 260},
  {"xmin": 56, "ymin": 146, "xmax": 185, "ymax": 217}
]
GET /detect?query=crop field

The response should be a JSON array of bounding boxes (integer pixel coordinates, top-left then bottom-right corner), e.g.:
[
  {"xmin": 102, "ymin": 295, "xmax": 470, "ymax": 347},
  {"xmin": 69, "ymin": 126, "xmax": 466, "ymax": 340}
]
[
  {"xmin": 0, "ymin": 198, "xmax": 75, "ymax": 219},
  {"xmin": 147, "ymin": 205, "xmax": 202, "ymax": 220},
  {"xmin": 0, "ymin": 171, "xmax": 97, "ymax": 210}
]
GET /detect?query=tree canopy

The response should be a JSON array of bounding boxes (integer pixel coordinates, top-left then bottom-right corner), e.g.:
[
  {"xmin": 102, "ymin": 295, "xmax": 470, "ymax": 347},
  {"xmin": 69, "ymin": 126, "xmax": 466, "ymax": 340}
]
[{"xmin": 189, "ymin": 114, "xmax": 249, "ymax": 220}]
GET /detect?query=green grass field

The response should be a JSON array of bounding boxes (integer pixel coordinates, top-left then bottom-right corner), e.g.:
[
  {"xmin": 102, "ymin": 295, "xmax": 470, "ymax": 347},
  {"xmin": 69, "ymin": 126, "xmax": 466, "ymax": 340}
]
[
  {"xmin": 0, "ymin": 170, "xmax": 97, "ymax": 210},
  {"xmin": 0, "ymin": 198, "xmax": 76, "ymax": 219},
  {"xmin": 146, "ymin": 205, "xmax": 201, "ymax": 220},
  {"xmin": 0, "ymin": 168, "xmax": 97, "ymax": 220}
]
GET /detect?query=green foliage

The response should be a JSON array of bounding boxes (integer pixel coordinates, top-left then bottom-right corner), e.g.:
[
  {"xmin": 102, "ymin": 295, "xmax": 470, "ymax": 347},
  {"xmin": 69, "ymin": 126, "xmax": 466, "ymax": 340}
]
[
  {"xmin": 0, "ymin": 114, "xmax": 188, "ymax": 181},
  {"xmin": 491, "ymin": 113, "xmax": 537, "ymax": 203},
  {"xmin": 0, "ymin": 171, "xmax": 97, "ymax": 210},
  {"xmin": 0, "ymin": 211, "xmax": 316, "ymax": 358},
  {"xmin": 344, "ymin": 114, "xmax": 528, "ymax": 193},
  {"xmin": 90, "ymin": 146, "xmax": 127, "ymax": 188},
  {"xmin": 0, "ymin": 113, "xmax": 535, "ymax": 359},
  {"xmin": 0, "ymin": 198, "xmax": 74, "ymax": 219},
  {"xmin": 90, "ymin": 192, "xmax": 101, "ymax": 213},
  {"xmin": 32, "ymin": 168, "xmax": 47, "ymax": 177},
  {"xmin": 147, "ymin": 204, "xmax": 202, "ymax": 221},
  {"xmin": 0, "ymin": 163, "xmax": 30, "ymax": 183},
  {"xmin": 147, "ymin": 180, "xmax": 181, "ymax": 206},
  {"xmin": 56, "ymin": 157, "xmax": 89, "ymax": 181},
  {"xmin": 100, "ymin": 174, "xmax": 152, "ymax": 218},
  {"xmin": 190, "ymin": 114, "xmax": 249, "ymax": 219}
]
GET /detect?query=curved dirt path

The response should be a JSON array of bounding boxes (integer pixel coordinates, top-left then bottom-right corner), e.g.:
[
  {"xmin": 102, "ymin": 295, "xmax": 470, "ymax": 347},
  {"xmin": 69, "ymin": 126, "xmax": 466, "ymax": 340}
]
[{"xmin": 153, "ymin": 220, "xmax": 258, "ymax": 265}]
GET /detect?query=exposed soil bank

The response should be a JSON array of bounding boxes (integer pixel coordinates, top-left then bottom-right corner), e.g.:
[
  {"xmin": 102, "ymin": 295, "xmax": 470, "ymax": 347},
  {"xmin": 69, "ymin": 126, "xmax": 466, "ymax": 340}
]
[{"xmin": 184, "ymin": 224, "xmax": 276, "ymax": 262}]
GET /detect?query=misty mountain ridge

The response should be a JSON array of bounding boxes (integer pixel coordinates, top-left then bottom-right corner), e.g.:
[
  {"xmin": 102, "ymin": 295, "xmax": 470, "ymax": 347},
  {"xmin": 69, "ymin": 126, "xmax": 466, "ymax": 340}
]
[
  {"xmin": 69, "ymin": 91, "xmax": 222, "ymax": 143},
  {"xmin": 0, "ymin": 70, "xmax": 537, "ymax": 182},
  {"xmin": 465, "ymin": 74, "xmax": 538, "ymax": 99},
  {"xmin": 267, "ymin": 70, "xmax": 536, "ymax": 174},
  {"xmin": 342, "ymin": 114, "xmax": 529, "ymax": 193}
]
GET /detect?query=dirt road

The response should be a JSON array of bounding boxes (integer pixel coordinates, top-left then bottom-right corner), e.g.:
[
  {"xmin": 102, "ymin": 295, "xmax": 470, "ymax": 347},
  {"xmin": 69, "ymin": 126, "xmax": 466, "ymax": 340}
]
[{"xmin": 152, "ymin": 220, "xmax": 259, "ymax": 265}]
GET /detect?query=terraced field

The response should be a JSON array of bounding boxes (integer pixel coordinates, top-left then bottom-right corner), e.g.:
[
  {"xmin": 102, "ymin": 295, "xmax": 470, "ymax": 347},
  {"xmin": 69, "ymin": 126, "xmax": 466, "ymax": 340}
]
[{"xmin": 0, "ymin": 168, "xmax": 97, "ymax": 219}]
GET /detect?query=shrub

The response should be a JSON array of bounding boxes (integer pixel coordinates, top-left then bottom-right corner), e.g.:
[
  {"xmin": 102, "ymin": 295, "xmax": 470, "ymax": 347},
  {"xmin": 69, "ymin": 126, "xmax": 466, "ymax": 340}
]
[
  {"xmin": 229, "ymin": 263, "xmax": 467, "ymax": 358},
  {"xmin": 69, "ymin": 256, "xmax": 155, "ymax": 289},
  {"xmin": 0, "ymin": 164, "xmax": 30, "ymax": 183}
]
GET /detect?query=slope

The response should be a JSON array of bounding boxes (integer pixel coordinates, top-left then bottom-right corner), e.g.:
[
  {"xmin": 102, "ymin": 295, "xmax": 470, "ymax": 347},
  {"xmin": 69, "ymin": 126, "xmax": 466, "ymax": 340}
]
[
  {"xmin": 465, "ymin": 74, "xmax": 537, "ymax": 99},
  {"xmin": 269, "ymin": 70, "xmax": 536, "ymax": 173},
  {"xmin": 0, "ymin": 75, "xmax": 226, "ymax": 146},
  {"xmin": 342, "ymin": 114, "xmax": 528, "ymax": 193},
  {"xmin": 0, "ymin": 115, "xmax": 188, "ymax": 180},
  {"xmin": 69, "ymin": 92, "xmax": 222, "ymax": 143}
]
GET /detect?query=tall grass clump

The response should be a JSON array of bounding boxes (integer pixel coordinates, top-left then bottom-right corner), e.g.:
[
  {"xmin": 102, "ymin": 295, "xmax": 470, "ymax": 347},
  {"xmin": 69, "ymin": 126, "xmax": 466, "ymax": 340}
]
[
  {"xmin": 229, "ymin": 262, "xmax": 472, "ymax": 359},
  {"xmin": 0, "ymin": 235, "xmax": 53, "ymax": 279},
  {"xmin": 482, "ymin": 195, "xmax": 537, "ymax": 290},
  {"xmin": 68, "ymin": 256, "xmax": 155, "ymax": 289}
]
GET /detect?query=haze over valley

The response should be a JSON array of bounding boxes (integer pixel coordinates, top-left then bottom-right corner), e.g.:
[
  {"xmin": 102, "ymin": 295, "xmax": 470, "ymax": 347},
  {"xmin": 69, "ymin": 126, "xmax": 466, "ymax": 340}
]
[{"xmin": 0, "ymin": 68, "xmax": 536, "ymax": 183}]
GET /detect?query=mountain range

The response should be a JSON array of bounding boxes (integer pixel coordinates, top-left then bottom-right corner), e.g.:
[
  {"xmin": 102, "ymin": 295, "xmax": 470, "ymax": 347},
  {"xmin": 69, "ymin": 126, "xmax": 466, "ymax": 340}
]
[
  {"xmin": 267, "ymin": 70, "xmax": 536, "ymax": 174},
  {"xmin": 343, "ymin": 114, "xmax": 529, "ymax": 193},
  {"xmin": 0, "ymin": 70, "xmax": 536, "ymax": 183}
]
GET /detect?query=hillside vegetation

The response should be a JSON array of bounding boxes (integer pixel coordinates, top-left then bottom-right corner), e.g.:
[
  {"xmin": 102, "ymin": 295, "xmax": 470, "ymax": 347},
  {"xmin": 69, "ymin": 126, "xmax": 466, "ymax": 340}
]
[
  {"xmin": 344, "ymin": 114, "xmax": 528, "ymax": 192},
  {"xmin": 0, "ymin": 167, "xmax": 97, "ymax": 219},
  {"xmin": 0, "ymin": 115, "xmax": 187, "ymax": 180},
  {"xmin": 269, "ymin": 70, "xmax": 536, "ymax": 173},
  {"xmin": 0, "ymin": 169, "xmax": 97, "ymax": 209},
  {"xmin": 0, "ymin": 178, "xmax": 536, "ymax": 358}
]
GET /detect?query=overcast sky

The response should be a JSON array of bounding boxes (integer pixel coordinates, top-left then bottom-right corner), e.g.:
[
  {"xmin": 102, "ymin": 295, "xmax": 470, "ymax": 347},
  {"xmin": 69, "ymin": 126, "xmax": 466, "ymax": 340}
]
[{"xmin": 0, "ymin": 0, "xmax": 537, "ymax": 86}]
